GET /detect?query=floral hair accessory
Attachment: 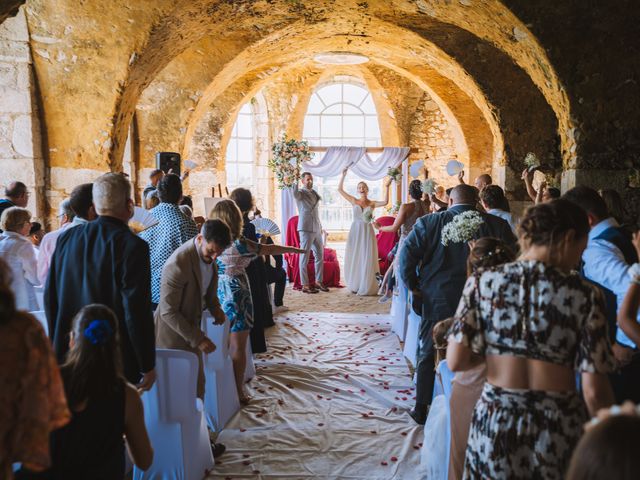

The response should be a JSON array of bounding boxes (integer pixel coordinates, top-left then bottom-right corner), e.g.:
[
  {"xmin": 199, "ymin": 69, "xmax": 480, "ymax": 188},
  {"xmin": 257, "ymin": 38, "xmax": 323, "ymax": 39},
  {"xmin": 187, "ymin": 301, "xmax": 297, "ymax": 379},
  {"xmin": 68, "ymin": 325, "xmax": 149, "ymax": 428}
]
[{"xmin": 84, "ymin": 319, "xmax": 113, "ymax": 345}]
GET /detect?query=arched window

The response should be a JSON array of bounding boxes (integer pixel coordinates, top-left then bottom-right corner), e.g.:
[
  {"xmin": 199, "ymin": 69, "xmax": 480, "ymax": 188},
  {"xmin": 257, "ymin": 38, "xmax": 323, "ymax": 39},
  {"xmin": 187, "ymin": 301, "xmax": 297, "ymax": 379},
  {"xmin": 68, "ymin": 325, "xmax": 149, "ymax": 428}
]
[
  {"xmin": 302, "ymin": 81, "xmax": 382, "ymax": 231},
  {"xmin": 226, "ymin": 103, "xmax": 254, "ymax": 191}
]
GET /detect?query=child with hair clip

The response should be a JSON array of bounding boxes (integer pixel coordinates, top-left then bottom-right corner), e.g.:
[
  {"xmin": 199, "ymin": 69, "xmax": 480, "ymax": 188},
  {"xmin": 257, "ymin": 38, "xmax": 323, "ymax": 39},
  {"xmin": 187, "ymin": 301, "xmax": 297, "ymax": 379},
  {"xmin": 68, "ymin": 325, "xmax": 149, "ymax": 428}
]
[{"xmin": 17, "ymin": 304, "xmax": 153, "ymax": 479}]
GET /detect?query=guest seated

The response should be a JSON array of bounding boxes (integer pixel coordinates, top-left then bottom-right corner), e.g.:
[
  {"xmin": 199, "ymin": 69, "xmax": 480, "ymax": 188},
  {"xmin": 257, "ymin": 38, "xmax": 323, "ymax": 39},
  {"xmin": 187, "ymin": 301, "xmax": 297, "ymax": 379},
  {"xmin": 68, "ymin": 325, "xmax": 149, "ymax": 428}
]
[
  {"xmin": 261, "ymin": 234, "xmax": 289, "ymax": 313},
  {"xmin": 0, "ymin": 207, "xmax": 39, "ymax": 311},
  {"xmin": 29, "ymin": 222, "xmax": 44, "ymax": 251},
  {"xmin": 0, "ymin": 181, "xmax": 29, "ymax": 232},
  {"xmin": 447, "ymin": 199, "xmax": 615, "ymax": 478},
  {"xmin": 0, "ymin": 258, "xmax": 70, "ymax": 480},
  {"xmin": 567, "ymin": 401, "xmax": 640, "ymax": 480},
  {"xmin": 17, "ymin": 304, "xmax": 153, "ymax": 479},
  {"xmin": 142, "ymin": 169, "xmax": 164, "ymax": 204},
  {"xmin": 145, "ymin": 190, "xmax": 160, "ymax": 210}
]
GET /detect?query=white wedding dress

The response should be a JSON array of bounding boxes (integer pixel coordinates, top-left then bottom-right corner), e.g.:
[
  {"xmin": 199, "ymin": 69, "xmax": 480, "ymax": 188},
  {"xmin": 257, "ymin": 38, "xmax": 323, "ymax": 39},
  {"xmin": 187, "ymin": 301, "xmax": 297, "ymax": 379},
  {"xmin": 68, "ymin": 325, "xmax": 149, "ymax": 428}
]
[{"xmin": 344, "ymin": 204, "xmax": 380, "ymax": 296}]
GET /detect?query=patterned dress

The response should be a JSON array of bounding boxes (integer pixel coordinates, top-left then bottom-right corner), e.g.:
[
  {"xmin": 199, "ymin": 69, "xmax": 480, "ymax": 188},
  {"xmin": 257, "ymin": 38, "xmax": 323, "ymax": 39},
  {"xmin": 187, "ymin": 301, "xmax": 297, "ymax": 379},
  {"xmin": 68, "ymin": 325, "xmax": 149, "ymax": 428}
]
[
  {"xmin": 216, "ymin": 239, "xmax": 257, "ymax": 333},
  {"xmin": 449, "ymin": 260, "xmax": 616, "ymax": 480}
]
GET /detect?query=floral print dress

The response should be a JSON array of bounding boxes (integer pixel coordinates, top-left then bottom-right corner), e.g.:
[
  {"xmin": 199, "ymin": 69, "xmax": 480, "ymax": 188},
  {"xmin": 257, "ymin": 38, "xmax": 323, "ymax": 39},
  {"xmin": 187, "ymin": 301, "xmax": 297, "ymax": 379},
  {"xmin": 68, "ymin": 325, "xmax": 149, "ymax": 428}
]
[
  {"xmin": 216, "ymin": 239, "xmax": 257, "ymax": 333},
  {"xmin": 448, "ymin": 260, "xmax": 616, "ymax": 480}
]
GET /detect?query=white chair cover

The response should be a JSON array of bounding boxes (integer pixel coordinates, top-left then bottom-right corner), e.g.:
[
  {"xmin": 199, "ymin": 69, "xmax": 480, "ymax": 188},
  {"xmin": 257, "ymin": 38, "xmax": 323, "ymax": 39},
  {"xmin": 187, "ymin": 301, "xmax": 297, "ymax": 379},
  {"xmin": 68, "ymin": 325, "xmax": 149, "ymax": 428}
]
[
  {"xmin": 402, "ymin": 297, "xmax": 421, "ymax": 368},
  {"xmin": 29, "ymin": 310, "xmax": 48, "ymax": 336},
  {"xmin": 202, "ymin": 314, "xmax": 240, "ymax": 432},
  {"xmin": 133, "ymin": 349, "xmax": 214, "ymax": 480},
  {"xmin": 420, "ymin": 360, "xmax": 455, "ymax": 480},
  {"xmin": 390, "ymin": 281, "xmax": 409, "ymax": 342},
  {"xmin": 33, "ymin": 285, "xmax": 44, "ymax": 310}
]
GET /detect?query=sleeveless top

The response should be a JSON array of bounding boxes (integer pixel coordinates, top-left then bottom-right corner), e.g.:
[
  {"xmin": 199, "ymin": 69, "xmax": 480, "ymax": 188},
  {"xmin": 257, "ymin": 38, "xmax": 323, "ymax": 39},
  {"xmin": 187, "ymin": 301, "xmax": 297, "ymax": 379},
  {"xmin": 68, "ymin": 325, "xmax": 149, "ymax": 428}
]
[
  {"xmin": 449, "ymin": 260, "xmax": 616, "ymax": 373},
  {"xmin": 400, "ymin": 200, "xmax": 427, "ymax": 238},
  {"xmin": 47, "ymin": 377, "xmax": 126, "ymax": 479}
]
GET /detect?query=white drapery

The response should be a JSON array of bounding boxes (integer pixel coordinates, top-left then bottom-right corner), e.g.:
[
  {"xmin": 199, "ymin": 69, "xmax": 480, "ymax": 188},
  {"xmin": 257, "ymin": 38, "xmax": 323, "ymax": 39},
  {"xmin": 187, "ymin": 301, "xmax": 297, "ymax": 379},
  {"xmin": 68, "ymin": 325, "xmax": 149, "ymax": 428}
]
[{"xmin": 280, "ymin": 146, "xmax": 410, "ymax": 230}]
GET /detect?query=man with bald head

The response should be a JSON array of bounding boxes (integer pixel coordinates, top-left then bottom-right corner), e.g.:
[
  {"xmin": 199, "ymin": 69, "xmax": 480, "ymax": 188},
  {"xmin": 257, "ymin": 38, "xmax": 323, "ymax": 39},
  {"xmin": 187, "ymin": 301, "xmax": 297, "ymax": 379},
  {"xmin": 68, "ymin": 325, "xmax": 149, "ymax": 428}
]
[
  {"xmin": 398, "ymin": 183, "xmax": 517, "ymax": 424},
  {"xmin": 0, "ymin": 181, "xmax": 29, "ymax": 231},
  {"xmin": 458, "ymin": 171, "xmax": 492, "ymax": 191}
]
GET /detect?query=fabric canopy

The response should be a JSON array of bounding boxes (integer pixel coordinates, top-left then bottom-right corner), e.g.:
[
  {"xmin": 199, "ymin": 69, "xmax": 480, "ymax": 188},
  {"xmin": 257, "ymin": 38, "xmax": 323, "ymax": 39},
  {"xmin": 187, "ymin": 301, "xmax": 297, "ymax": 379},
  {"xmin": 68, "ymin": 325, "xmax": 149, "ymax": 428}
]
[{"xmin": 281, "ymin": 146, "xmax": 411, "ymax": 229}]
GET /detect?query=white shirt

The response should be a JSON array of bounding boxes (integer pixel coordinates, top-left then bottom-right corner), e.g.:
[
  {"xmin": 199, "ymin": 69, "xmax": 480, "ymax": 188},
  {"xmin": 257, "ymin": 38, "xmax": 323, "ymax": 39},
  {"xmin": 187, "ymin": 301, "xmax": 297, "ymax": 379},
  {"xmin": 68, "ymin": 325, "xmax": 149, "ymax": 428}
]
[
  {"xmin": 582, "ymin": 217, "xmax": 638, "ymax": 348},
  {"xmin": 0, "ymin": 231, "xmax": 39, "ymax": 310},
  {"xmin": 487, "ymin": 208, "xmax": 517, "ymax": 234}
]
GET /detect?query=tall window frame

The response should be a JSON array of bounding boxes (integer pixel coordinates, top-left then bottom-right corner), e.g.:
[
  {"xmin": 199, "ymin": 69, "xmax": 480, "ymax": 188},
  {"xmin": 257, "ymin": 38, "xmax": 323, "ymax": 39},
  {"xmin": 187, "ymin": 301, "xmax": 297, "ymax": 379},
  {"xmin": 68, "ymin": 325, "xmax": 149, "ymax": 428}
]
[
  {"xmin": 225, "ymin": 102, "xmax": 255, "ymax": 191},
  {"xmin": 302, "ymin": 81, "xmax": 383, "ymax": 232}
]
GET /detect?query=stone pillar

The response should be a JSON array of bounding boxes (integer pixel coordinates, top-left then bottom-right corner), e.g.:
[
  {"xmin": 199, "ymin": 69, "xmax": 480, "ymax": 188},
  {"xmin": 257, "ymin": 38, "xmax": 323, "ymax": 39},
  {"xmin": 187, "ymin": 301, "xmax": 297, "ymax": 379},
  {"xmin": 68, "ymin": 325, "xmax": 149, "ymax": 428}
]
[
  {"xmin": 0, "ymin": 7, "xmax": 44, "ymax": 220},
  {"xmin": 561, "ymin": 168, "xmax": 629, "ymax": 193}
]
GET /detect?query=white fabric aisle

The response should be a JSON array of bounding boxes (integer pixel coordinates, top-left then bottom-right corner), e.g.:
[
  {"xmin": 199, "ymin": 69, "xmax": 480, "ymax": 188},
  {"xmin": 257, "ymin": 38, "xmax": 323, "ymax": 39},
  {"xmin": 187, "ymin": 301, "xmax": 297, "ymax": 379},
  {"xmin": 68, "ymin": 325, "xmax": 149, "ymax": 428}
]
[{"xmin": 209, "ymin": 312, "xmax": 425, "ymax": 479}]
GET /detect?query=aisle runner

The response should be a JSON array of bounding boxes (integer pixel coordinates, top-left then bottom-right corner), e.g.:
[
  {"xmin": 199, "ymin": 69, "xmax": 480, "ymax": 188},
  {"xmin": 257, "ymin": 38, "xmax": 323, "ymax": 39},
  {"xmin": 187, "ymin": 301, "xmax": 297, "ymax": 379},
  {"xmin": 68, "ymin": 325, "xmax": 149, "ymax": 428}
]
[{"xmin": 209, "ymin": 312, "xmax": 424, "ymax": 479}]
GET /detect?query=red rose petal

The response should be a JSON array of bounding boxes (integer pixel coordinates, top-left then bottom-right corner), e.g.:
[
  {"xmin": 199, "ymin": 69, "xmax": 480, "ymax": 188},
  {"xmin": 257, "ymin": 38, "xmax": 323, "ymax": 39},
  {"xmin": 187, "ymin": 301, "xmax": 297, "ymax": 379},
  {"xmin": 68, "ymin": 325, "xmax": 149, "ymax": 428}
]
[
  {"xmin": 381, "ymin": 461, "xmax": 388, "ymax": 466},
  {"xmin": 318, "ymin": 423, "xmax": 324, "ymax": 426},
  {"xmin": 391, "ymin": 456, "xmax": 398, "ymax": 462},
  {"xmin": 401, "ymin": 432, "xmax": 408, "ymax": 436},
  {"xmin": 252, "ymin": 470, "xmax": 260, "ymax": 474},
  {"xmin": 240, "ymin": 428, "xmax": 247, "ymax": 432},
  {"xmin": 370, "ymin": 430, "xmax": 377, "ymax": 434},
  {"xmin": 243, "ymin": 460, "xmax": 251, "ymax": 465},
  {"xmin": 243, "ymin": 453, "xmax": 250, "ymax": 458}
]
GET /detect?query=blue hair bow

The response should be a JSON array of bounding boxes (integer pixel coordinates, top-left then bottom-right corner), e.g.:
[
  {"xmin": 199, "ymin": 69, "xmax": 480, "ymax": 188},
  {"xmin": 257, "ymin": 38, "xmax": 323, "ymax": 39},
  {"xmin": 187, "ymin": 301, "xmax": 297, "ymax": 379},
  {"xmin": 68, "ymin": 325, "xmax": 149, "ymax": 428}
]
[{"xmin": 84, "ymin": 319, "xmax": 113, "ymax": 345}]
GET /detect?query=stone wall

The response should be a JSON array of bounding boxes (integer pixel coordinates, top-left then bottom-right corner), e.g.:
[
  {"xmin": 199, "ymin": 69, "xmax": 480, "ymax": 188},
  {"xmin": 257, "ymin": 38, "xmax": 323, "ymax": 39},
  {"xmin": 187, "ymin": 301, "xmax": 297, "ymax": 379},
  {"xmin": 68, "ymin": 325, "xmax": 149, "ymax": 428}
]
[{"xmin": 0, "ymin": 8, "xmax": 44, "ymax": 221}]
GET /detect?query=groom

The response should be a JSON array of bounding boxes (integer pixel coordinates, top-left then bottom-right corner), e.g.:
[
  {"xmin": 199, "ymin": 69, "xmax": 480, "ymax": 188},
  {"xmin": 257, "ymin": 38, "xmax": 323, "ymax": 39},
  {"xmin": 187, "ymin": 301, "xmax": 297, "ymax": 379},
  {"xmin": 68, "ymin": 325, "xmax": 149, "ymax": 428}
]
[{"xmin": 292, "ymin": 172, "xmax": 328, "ymax": 294}]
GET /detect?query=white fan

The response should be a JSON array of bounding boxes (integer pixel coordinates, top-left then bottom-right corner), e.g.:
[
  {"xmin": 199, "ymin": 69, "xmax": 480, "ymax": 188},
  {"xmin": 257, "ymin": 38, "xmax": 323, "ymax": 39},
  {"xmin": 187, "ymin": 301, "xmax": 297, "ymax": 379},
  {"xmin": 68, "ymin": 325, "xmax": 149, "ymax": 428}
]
[
  {"xmin": 409, "ymin": 161, "xmax": 424, "ymax": 178},
  {"xmin": 251, "ymin": 217, "xmax": 281, "ymax": 237},
  {"xmin": 446, "ymin": 160, "xmax": 465, "ymax": 176},
  {"xmin": 129, "ymin": 206, "xmax": 158, "ymax": 234},
  {"xmin": 184, "ymin": 159, "xmax": 198, "ymax": 170}
]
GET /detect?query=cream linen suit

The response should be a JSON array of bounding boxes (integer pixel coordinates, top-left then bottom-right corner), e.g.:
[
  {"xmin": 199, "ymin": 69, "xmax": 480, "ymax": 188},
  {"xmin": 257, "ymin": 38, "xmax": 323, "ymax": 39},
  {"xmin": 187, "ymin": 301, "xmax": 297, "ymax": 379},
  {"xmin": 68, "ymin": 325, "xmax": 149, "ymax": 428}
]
[{"xmin": 292, "ymin": 183, "xmax": 324, "ymax": 286}]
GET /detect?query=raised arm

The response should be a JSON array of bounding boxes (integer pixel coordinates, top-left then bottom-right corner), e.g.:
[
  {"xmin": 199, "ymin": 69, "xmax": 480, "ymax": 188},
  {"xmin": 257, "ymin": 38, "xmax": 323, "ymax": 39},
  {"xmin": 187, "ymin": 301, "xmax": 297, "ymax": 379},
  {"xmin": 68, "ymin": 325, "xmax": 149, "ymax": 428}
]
[
  {"xmin": 521, "ymin": 168, "xmax": 538, "ymax": 202},
  {"xmin": 244, "ymin": 238, "xmax": 305, "ymax": 256},
  {"xmin": 375, "ymin": 203, "xmax": 409, "ymax": 233},
  {"xmin": 372, "ymin": 177, "xmax": 392, "ymax": 208},
  {"xmin": 617, "ymin": 234, "xmax": 640, "ymax": 346},
  {"xmin": 337, "ymin": 168, "xmax": 356, "ymax": 204}
]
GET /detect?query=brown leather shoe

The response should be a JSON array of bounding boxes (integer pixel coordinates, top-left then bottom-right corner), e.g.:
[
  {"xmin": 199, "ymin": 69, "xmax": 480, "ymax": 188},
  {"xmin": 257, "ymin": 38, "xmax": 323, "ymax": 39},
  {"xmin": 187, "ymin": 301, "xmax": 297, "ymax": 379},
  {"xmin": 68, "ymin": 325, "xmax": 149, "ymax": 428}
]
[
  {"xmin": 315, "ymin": 284, "xmax": 329, "ymax": 292},
  {"xmin": 302, "ymin": 286, "xmax": 319, "ymax": 294}
]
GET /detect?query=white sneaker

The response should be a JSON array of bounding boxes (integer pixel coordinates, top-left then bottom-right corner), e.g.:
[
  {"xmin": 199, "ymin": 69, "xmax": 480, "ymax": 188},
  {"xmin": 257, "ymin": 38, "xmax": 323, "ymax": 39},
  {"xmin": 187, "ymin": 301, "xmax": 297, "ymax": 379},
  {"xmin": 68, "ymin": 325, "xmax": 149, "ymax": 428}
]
[{"xmin": 273, "ymin": 305, "xmax": 290, "ymax": 314}]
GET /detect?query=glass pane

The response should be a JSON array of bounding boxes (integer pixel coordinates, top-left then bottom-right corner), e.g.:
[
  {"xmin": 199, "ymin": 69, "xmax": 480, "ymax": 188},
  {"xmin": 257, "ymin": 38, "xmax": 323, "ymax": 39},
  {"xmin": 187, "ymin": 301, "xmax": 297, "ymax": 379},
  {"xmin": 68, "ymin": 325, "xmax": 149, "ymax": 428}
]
[
  {"xmin": 365, "ymin": 117, "xmax": 381, "ymax": 138},
  {"xmin": 343, "ymin": 137, "xmax": 364, "ymax": 147},
  {"xmin": 343, "ymin": 84, "xmax": 368, "ymax": 106},
  {"xmin": 360, "ymin": 94, "xmax": 377, "ymax": 114},
  {"xmin": 365, "ymin": 138, "xmax": 379, "ymax": 147},
  {"xmin": 322, "ymin": 104, "xmax": 342, "ymax": 115},
  {"xmin": 343, "ymin": 116, "xmax": 364, "ymax": 138},
  {"xmin": 306, "ymin": 94, "xmax": 325, "ymax": 114},
  {"xmin": 231, "ymin": 121, "xmax": 238, "ymax": 137},
  {"xmin": 239, "ymin": 103, "xmax": 252, "ymax": 115},
  {"xmin": 226, "ymin": 139, "xmax": 238, "ymax": 162},
  {"xmin": 237, "ymin": 169, "xmax": 253, "ymax": 189},
  {"xmin": 321, "ymin": 115, "xmax": 342, "ymax": 137},
  {"xmin": 237, "ymin": 139, "xmax": 252, "ymax": 162},
  {"xmin": 317, "ymin": 84, "xmax": 342, "ymax": 106},
  {"xmin": 303, "ymin": 115, "xmax": 320, "ymax": 138},
  {"xmin": 320, "ymin": 137, "xmax": 341, "ymax": 147},
  {"xmin": 236, "ymin": 113, "xmax": 252, "ymax": 136},
  {"xmin": 342, "ymin": 103, "xmax": 362, "ymax": 114},
  {"xmin": 227, "ymin": 164, "xmax": 238, "ymax": 186}
]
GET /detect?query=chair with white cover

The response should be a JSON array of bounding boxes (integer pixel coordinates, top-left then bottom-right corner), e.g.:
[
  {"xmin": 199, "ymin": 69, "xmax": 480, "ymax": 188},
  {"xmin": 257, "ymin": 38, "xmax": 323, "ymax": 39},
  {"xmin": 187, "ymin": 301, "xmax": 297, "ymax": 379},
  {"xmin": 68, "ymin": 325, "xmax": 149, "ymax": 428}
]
[
  {"xmin": 29, "ymin": 310, "xmax": 48, "ymax": 336},
  {"xmin": 390, "ymin": 280, "xmax": 409, "ymax": 341},
  {"xmin": 133, "ymin": 349, "xmax": 213, "ymax": 480},
  {"xmin": 403, "ymin": 295, "xmax": 421, "ymax": 368},
  {"xmin": 201, "ymin": 313, "xmax": 240, "ymax": 432},
  {"xmin": 33, "ymin": 285, "xmax": 44, "ymax": 310}
]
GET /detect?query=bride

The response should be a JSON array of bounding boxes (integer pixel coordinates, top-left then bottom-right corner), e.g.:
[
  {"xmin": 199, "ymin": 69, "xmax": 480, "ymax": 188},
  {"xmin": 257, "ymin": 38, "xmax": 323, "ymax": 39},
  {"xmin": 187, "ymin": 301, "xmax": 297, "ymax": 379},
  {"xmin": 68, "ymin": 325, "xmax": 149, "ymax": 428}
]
[{"xmin": 338, "ymin": 168, "xmax": 392, "ymax": 295}]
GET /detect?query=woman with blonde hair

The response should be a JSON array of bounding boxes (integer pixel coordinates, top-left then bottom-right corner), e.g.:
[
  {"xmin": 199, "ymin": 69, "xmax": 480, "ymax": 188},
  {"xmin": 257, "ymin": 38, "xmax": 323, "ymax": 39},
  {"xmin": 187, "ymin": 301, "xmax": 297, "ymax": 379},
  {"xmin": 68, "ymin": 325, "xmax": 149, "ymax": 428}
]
[
  {"xmin": 0, "ymin": 206, "xmax": 39, "ymax": 310},
  {"xmin": 209, "ymin": 199, "xmax": 303, "ymax": 403}
]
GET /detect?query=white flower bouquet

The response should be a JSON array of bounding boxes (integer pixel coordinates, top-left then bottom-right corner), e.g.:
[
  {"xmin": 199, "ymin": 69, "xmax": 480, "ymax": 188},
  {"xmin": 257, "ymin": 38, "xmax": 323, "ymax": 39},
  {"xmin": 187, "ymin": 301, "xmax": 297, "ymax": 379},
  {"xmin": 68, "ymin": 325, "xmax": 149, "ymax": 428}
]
[
  {"xmin": 387, "ymin": 167, "xmax": 402, "ymax": 182},
  {"xmin": 362, "ymin": 207, "xmax": 374, "ymax": 224},
  {"xmin": 386, "ymin": 201, "xmax": 402, "ymax": 215},
  {"xmin": 441, "ymin": 210, "xmax": 484, "ymax": 246},
  {"xmin": 524, "ymin": 152, "xmax": 541, "ymax": 172},
  {"xmin": 269, "ymin": 134, "xmax": 313, "ymax": 189},
  {"xmin": 422, "ymin": 178, "xmax": 437, "ymax": 196}
]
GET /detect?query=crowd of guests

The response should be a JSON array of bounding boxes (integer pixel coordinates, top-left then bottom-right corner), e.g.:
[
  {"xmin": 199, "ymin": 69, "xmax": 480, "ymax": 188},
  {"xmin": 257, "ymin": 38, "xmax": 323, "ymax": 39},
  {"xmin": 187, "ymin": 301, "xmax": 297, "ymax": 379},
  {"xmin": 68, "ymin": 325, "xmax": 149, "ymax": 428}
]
[
  {"xmin": 0, "ymin": 171, "xmax": 295, "ymax": 478},
  {"xmin": 389, "ymin": 170, "xmax": 640, "ymax": 479}
]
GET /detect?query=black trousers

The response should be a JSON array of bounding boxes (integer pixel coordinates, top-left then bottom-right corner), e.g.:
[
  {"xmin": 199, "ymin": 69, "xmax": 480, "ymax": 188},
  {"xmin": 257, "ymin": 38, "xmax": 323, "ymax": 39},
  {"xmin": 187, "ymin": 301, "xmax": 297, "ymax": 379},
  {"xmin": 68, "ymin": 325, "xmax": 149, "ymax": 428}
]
[
  {"xmin": 610, "ymin": 351, "xmax": 640, "ymax": 403},
  {"xmin": 265, "ymin": 265, "xmax": 286, "ymax": 307},
  {"xmin": 415, "ymin": 313, "xmax": 436, "ymax": 407}
]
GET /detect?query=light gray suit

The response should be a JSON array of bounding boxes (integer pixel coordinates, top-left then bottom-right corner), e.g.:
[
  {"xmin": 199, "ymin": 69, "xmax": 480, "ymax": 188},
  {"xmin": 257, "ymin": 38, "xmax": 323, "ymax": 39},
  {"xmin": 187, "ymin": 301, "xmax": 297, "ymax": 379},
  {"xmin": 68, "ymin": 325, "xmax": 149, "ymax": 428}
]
[{"xmin": 292, "ymin": 183, "xmax": 324, "ymax": 286}]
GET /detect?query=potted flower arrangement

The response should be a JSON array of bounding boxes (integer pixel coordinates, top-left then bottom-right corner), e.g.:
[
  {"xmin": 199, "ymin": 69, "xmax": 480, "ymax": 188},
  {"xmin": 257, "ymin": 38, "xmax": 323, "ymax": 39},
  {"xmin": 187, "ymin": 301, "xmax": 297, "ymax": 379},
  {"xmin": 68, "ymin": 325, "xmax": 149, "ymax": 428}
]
[
  {"xmin": 362, "ymin": 207, "xmax": 375, "ymax": 224},
  {"xmin": 524, "ymin": 152, "xmax": 541, "ymax": 172},
  {"xmin": 441, "ymin": 210, "xmax": 484, "ymax": 246},
  {"xmin": 269, "ymin": 134, "xmax": 313, "ymax": 189},
  {"xmin": 387, "ymin": 166, "xmax": 402, "ymax": 182},
  {"xmin": 422, "ymin": 178, "xmax": 438, "ymax": 196}
]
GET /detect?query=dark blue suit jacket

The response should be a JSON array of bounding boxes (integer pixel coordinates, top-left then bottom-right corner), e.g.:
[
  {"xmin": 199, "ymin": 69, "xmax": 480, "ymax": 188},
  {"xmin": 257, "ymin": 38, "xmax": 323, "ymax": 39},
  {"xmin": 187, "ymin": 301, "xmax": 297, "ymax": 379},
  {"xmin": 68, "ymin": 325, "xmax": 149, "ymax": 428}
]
[
  {"xmin": 398, "ymin": 204, "xmax": 517, "ymax": 338},
  {"xmin": 45, "ymin": 216, "xmax": 155, "ymax": 382}
]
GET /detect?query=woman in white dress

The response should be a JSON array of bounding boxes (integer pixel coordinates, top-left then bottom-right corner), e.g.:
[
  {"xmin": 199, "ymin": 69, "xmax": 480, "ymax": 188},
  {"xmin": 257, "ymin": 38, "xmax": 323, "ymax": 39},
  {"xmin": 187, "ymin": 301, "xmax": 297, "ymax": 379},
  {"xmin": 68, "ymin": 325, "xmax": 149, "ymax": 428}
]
[{"xmin": 338, "ymin": 168, "xmax": 391, "ymax": 295}]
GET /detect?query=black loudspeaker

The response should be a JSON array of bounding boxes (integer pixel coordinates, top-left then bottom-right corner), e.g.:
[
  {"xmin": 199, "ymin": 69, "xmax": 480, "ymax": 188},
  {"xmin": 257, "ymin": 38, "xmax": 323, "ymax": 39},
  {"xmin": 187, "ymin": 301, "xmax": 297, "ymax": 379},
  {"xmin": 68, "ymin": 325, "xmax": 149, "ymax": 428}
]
[{"xmin": 156, "ymin": 152, "xmax": 181, "ymax": 176}]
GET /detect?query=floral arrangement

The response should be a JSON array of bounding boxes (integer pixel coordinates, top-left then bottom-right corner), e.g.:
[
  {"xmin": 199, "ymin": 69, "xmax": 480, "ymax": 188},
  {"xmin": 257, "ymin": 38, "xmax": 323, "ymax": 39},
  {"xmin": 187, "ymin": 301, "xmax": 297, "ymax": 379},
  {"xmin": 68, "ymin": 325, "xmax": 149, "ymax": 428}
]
[
  {"xmin": 269, "ymin": 134, "xmax": 313, "ymax": 189},
  {"xmin": 524, "ymin": 152, "xmax": 541, "ymax": 171},
  {"xmin": 441, "ymin": 210, "xmax": 484, "ymax": 246},
  {"xmin": 387, "ymin": 167, "xmax": 402, "ymax": 182},
  {"xmin": 362, "ymin": 207, "xmax": 374, "ymax": 224},
  {"xmin": 422, "ymin": 178, "xmax": 437, "ymax": 196},
  {"xmin": 386, "ymin": 201, "xmax": 402, "ymax": 215},
  {"xmin": 629, "ymin": 169, "xmax": 640, "ymax": 189}
]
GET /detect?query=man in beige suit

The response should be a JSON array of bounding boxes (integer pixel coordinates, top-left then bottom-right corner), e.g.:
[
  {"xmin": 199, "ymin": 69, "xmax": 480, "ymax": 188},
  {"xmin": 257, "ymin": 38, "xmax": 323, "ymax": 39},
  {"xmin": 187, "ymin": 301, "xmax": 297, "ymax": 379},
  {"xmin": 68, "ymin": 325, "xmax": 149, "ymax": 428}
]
[{"xmin": 155, "ymin": 219, "xmax": 232, "ymax": 399}]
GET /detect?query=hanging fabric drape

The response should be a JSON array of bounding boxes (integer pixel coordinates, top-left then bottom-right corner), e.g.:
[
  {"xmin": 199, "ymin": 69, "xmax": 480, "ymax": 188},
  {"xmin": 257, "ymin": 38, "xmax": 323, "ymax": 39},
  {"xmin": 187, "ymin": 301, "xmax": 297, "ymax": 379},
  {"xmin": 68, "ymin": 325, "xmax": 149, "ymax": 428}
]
[{"xmin": 280, "ymin": 146, "xmax": 411, "ymax": 231}]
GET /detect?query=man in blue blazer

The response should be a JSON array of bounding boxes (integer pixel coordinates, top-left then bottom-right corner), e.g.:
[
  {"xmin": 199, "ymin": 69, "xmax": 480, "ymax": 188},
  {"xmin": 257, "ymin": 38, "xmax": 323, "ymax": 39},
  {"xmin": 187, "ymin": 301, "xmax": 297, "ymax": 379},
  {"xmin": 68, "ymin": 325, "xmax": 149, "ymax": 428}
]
[
  {"xmin": 46, "ymin": 173, "xmax": 157, "ymax": 390},
  {"xmin": 399, "ymin": 184, "xmax": 517, "ymax": 424}
]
